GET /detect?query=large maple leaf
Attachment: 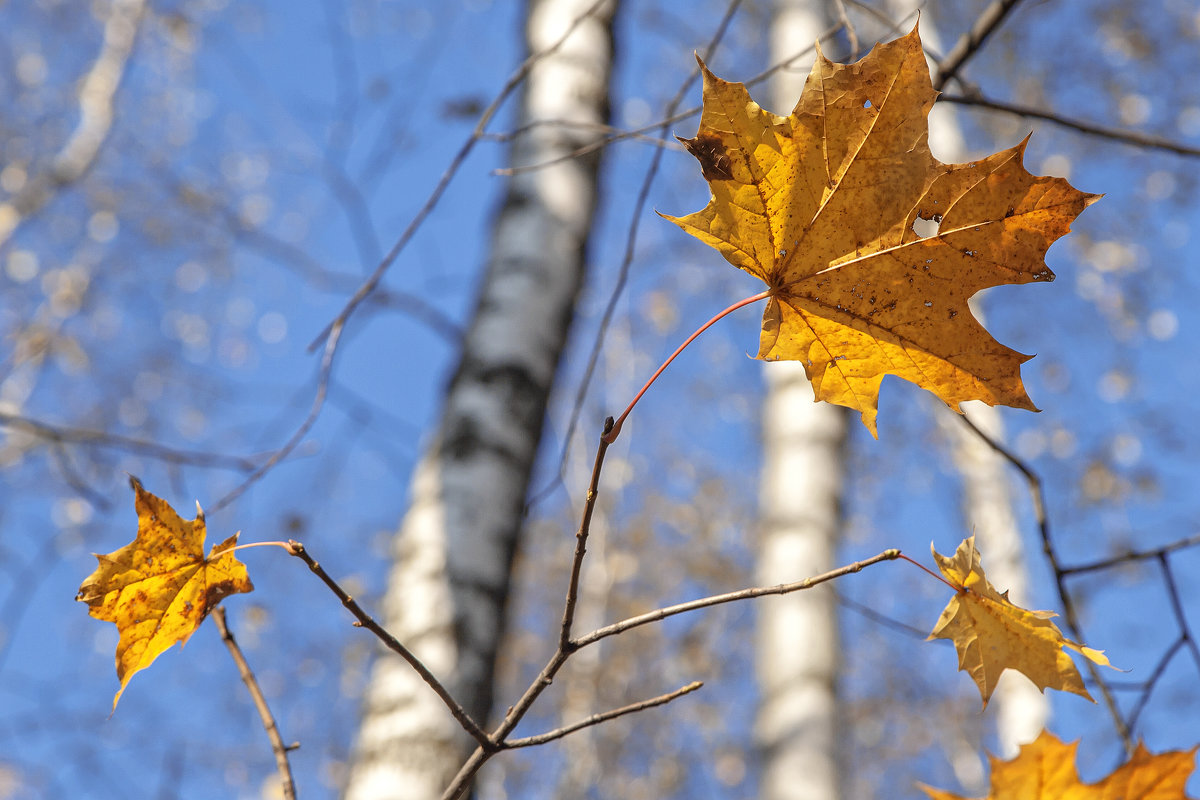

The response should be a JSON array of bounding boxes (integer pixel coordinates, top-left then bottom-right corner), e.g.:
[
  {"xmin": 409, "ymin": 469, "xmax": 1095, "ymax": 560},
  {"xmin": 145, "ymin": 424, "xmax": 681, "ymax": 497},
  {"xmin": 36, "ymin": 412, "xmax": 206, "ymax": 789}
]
[
  {"xmin": 663, "ymin": 25, "xmax": 1099, "ymax": 435},
  {"xmin": 928, "ymin": 536, "xmax": 1113, "ymax": 706},
  {"xmin": 922, "ymin": 729, "xmax": 1198, "ymax": 799},
  {"xmin": 76, "ymin": 478, "xmax": 253, "ymax": 710}
]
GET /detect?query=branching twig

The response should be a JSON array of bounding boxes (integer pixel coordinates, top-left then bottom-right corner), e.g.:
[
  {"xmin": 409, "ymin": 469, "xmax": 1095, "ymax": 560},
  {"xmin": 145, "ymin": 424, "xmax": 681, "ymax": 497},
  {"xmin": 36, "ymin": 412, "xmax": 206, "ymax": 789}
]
[
  {"xmin": 505, "ymin": 681, "xmax": 704, "ymax": 748},
  {"xmin": 212, "ymin": 607, "xmax": 297, "ymax": 800},
  {"xmin": 1124, "ymin": 636, "xmax": 1184, "ymax": 736},
  {"xmin": 1159, "ymin": 555, "xmax": 1200, "ymax": 675},
  {"xmin": 284, "ymin": 539, "xmax": 491, "ymax": 748}
]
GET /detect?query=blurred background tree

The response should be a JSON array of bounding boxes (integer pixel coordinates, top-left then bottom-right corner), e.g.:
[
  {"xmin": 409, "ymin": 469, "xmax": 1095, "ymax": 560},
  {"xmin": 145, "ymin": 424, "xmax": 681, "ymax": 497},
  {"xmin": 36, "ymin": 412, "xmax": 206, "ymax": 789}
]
[{"xmin": 2, "ymin": 1, "xmax": 1199, "ymax": 798}]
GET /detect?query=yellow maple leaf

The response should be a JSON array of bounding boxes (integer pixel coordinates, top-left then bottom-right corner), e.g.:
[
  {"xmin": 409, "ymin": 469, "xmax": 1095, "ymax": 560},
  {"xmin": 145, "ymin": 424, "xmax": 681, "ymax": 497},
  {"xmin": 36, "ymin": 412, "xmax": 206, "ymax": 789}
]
[
  {"xmin": 76, "ymin": 478, "xmax": 253, "ymax": 710},
  {"xmin": 921, "ymin": 729, "xmax": 1198, "ymax": 799},
  {"xmin": 928, "ymin": 535, "xmax": 1112, "ymax": 706},
  {"xmin": 663, "ymin": 25, "xmax": 1099, "ymax": 435}
]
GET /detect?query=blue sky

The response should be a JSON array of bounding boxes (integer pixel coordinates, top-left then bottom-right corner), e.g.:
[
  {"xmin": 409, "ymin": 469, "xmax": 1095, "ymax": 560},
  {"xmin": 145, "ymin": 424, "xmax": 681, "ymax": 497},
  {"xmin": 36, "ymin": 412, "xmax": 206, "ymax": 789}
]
[{"xmin": 2, "ymin": 1, "xmax": 1199, "ymax": 798}]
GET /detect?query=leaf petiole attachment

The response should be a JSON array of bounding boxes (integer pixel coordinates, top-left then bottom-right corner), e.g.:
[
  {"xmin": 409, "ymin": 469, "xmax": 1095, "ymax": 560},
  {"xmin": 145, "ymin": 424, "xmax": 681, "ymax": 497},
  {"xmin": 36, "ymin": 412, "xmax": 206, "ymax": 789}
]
[{"xmin": 605, "ymin": 289, "xmax": 770, "ymax": 443}]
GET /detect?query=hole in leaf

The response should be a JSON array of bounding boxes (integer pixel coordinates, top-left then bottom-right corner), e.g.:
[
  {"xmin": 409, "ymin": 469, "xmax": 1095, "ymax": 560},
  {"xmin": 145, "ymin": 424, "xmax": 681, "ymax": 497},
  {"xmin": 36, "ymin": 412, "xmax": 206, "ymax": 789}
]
[
  {"xmin": 863, "ymin": 99, "xmax": 872, "ymax": 108},
  {"xmin": 912, "ymin": 217, "xmax": 939, "ymax": 238}
]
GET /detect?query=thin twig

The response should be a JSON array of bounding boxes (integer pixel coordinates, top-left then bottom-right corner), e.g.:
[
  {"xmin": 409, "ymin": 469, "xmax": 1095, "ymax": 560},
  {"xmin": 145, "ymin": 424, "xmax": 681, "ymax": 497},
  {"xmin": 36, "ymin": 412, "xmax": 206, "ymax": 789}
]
[
  {"xmin": 212, "ymin": 607, "xmax": 297, "ymax": 800},
  {"xmin": 284, "ymin": 540, "xmax": 491, "ymax": 748},
  {"xmin": 505, "ymin": 681, "xmax": 704, "ymax": 748},
  {"xmin": 955, "ymin": 412, "xmax": 1132, "ymax": 751},
  {"xmin": 309, "ymin": 0, "xmax": 614, "ymax": 353},
  {"xmin": 832, "ymin": 0, "xmax": 858, "ymax": 57},
  {"xmin": 0, "ymin": 411, "xmax": 258, "ymax": 471},
  {"xmin": 1159, "ymin": 555, "xmax": 1200, "ymax": 675},
  {"xmin": 939, "ymin": 93, "xmax": 1200, "ymax": 158},
  {"xmin": 836, "ymin": 590, "xmax": 930, "ymax": 640},
  {"xmin": 1059, "ymin": 531, "xmax": 1200, "ymax": 575},
  {"xmin": 1124, "ymin": 636, "xmax": 1183, "ymax": 737},
  {"xmin": 573, "ymin": 549, "xmax": 901, "ymax": 649},
  {"xmin": 932, "ymin": 0, "xmax": 1024, "ymax": 92},
  {"xmin": 212, "ymin": 321, "xmax": 343, "ymax": 511}
]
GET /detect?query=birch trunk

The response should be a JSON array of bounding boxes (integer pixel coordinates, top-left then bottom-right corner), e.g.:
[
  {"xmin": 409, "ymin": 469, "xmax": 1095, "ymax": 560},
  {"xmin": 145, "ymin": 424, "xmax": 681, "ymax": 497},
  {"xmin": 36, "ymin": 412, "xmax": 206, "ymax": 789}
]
[
  {"xmin": 343, "ymin": 2, "xmax": 616, "ymax": 797},
  {"xmin": 756, "ymin": 5, "xmax": 849, "ymax": 799}
]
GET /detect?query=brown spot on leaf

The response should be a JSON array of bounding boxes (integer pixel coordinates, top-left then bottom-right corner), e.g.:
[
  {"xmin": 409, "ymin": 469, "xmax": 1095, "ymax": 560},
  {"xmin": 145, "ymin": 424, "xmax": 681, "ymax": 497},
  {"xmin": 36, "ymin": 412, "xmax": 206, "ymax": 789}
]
[{"xmin": 678, "ymin": 132, "xmax": 733, "ymax": 181}]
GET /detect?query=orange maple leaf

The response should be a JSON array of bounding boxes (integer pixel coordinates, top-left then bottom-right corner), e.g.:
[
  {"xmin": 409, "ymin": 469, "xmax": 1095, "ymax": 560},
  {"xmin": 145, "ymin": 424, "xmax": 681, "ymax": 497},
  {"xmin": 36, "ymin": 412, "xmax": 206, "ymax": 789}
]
[
  {"xmin": 928, "ymin": 536, "xmax": 1113, "ymax": 706},
  {"xmin": 663, "ymin": 25, "xmax": 1099, "ymax": 435},
  {"xmin": 922, "ymin": 729, "xmax": 1198, "ymax": 799},
  {"xmin": 76, "ymin": 478, "xmax": 253, "ymax": 710}
]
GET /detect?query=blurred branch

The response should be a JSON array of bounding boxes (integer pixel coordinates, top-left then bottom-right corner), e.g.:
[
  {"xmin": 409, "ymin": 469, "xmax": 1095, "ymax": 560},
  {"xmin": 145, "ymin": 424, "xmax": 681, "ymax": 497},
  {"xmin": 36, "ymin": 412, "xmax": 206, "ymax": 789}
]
[
  {"xmin": 48, "ymin": 441, "xmax": 113, "ymax": 510},
  {"xmin": 212, "ymin": 321, "xmax": 343, "ymax": 511},
  {"xmin": 495, "ymin": 23, "xmax": 846, "ymax": 189},
  {"xmin": 0, "ymin": 0, "xmax": 148, "ymax": 249},
  {"xmin": 939, "ymin": 93, "xmax": 1200, "ymax": 158},
  {"xmin": 931, "ymin": 0, "xmax": 1024, "ymax": 92},
  {"xmin": 1059, "ymin": 531, "xmax": 1200, "ymax": 575},
  {"xmin": 212, "ymin": 608, "xmax": 297, "ymax": 800},
  {"xmin": 1158, "ymin": 555, "xmax": 1200, "ymax": 679},
  {"xmin": 0, "ymin": 411, "xmax": 258, "ymax": 471},
  {"xmin": 955, "ymin": 412, "xmax": 1132, "ymax": 751},
  {"xmin": 836, "ymin": 589, "xmax": 930, "ymax": 640},
  {"xmin": 284, "ymin": 539, "xmax": 491, "ymax": 748},
  {"xmin": 309, "ymin": 0, "xmax": 617, "ymax": 353}
]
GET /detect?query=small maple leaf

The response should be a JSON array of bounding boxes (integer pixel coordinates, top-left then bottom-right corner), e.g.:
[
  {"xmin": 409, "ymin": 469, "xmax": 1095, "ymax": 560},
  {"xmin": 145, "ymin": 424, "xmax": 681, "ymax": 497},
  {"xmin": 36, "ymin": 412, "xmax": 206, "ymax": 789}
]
[
  {"xmin": 76, "ymin": 477, "xmax": 253, "ymax": 710},
  {"xmin": 663, "ymin": 25, "xmax": 1099, "ymax": 435},
  {"xmin": 921, "ymin": 729, "xmax": 1198, "ymax": 799},
  {"xmin": 928, "ymin": 536, "xmax": 1113, "ymax": 706}
]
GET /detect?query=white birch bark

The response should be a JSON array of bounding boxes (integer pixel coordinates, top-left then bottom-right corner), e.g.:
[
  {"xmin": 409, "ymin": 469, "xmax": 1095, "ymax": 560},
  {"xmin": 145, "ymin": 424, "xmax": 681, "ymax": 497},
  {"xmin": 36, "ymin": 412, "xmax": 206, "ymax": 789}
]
[
  {"xmin": 343, "ymin": 2, "xmax": 616, "ymax": 797},
  {"xmin": 756, "ymin": 5, "xmax": 849, "ymax": 799}
]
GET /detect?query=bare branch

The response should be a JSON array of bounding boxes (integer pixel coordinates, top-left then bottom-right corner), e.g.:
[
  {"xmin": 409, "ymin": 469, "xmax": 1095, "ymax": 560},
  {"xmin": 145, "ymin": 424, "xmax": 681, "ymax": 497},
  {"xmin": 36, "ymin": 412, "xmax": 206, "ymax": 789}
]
[
  {"xmin": 0, "ymin": 411, "xmax": 258, "ymax": 471},
  {"xmin": 1158, "ymin": 555, "xmax": 1200, "ymax": 677},
  {"xmin": 574, "ymin": 549, "xmax": 900, "ymax": 649},
  {"xmin": 560, "ymin": 417, "xmax": 616, "ymax": 648},
  {"xmin": 1059, "ymin": 532, "xmax": 1200, "ymax": 575},
  {"xmin": 212, "ymin": 608, "xmax": 297, "ymax": 800},
  {"xmin": 1124, "ymin": 636, "xmax": 1185, "ymax": 736},
  {"xmin": 505, "ymin": 682, "xmax": 704, "ymax": 748},
  {"xmin": 932, "ymin": 0, "xmax": 1024, "ymax": 92},
  {"xmin": 285, "ymin": 540, "xmax": 492, "ymax": 748},
  {"xmin": 939, "ymin": 93, "xmax": 1200, "ymax": 158}
]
